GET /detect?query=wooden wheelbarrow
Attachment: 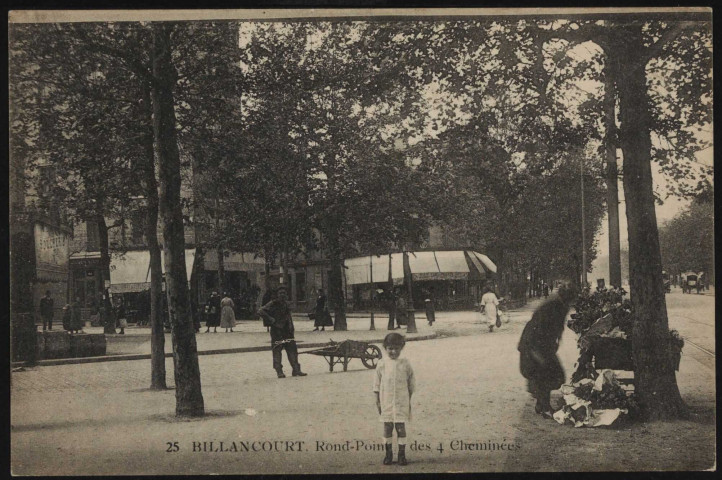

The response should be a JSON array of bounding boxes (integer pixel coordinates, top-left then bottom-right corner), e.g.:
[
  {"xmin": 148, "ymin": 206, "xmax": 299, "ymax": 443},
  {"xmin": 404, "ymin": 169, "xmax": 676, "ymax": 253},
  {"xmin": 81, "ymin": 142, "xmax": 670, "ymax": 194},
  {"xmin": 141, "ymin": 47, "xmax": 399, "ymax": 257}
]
[{"xmin": 300, "ymin": 339, "xmax": 382, "ymax": 372}]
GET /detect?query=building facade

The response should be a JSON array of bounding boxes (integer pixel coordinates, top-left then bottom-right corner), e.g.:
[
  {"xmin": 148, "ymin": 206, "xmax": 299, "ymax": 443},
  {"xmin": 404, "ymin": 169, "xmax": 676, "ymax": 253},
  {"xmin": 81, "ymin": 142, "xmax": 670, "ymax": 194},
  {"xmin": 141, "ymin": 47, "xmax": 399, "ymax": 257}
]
[{"xmin": 10, "ymin": 155, "xmax": 72, "ymax": 324}]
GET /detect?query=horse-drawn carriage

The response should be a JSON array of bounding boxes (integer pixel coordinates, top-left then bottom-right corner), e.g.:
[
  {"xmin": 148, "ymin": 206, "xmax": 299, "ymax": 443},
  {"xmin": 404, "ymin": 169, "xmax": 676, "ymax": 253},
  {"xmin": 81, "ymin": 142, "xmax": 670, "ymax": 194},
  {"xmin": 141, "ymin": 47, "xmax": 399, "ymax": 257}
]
[{"xmin": 681, "ymin": 271, "xmax": 703, "ymax": 294}]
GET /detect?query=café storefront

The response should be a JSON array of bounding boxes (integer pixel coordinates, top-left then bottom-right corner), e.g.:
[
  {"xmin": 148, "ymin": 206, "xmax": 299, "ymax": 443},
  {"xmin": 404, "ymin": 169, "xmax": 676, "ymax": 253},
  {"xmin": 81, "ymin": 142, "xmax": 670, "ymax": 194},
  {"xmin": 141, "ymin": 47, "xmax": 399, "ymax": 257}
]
[{"xmin": 344, "ymin": 250, "xmax": 497, "ymax": 311}]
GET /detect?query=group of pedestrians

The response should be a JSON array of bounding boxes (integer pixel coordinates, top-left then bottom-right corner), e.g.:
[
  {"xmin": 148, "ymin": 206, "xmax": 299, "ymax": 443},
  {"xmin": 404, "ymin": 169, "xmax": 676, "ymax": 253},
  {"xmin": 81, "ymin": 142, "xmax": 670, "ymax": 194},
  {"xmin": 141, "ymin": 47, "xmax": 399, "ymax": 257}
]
[
  {"xmin": 204, "ymin": 291, "xmax": 237, "ymax": 333},
  {"xmin": 40, "ymin": 290, "xmax": 135, "ymax": 335},
  {"xmin": 380, "ymin": 288, "xmax": 410, "ymax": 330}
]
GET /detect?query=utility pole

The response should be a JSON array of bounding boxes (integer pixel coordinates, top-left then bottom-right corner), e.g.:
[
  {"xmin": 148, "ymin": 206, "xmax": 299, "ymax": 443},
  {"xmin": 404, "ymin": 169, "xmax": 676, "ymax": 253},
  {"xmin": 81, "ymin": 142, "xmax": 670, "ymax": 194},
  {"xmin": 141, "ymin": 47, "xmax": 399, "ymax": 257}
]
[{"xmin": 581, "ymin": 155, "xmax": 588, "ymax": 288}]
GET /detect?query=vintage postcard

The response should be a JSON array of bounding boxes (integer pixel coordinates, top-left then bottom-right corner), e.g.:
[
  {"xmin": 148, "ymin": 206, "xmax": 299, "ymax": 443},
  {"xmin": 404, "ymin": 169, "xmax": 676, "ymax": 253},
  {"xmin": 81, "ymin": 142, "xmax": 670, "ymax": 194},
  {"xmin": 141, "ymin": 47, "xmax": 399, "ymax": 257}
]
[{"xmin": 9, "ymin": 7, "xmax": 714, "ymax": 475}]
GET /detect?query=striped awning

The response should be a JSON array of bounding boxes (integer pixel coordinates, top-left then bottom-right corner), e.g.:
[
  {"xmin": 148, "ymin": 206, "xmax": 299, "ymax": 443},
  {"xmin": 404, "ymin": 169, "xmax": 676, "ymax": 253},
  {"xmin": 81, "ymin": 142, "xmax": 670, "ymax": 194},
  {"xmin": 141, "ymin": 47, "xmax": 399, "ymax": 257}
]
[
  {"xmin": 471, "ymin": 251, "xmax": 497, "ymax": 273},
  {"xmin": 345, "ymin": 250, "xmax": 496, "ymax": 285},
  {"xmin": 110, "ymin": 251, "xmax": 151, "ymax": 293}
]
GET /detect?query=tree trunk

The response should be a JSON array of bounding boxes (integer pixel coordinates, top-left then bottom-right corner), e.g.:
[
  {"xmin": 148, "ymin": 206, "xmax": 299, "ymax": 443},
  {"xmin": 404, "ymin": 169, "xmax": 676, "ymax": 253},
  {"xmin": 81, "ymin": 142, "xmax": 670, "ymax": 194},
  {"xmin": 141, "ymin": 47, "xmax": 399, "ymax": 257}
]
[
  {"xmin": 328, "ymin": 234, "xmax": 347, "ymax": 331},
  {"xmin": 151, "ymin": 23, "xmax": 204, "ymax": 417},
  {"xmin": 603, "ymin": 63, "xmax": 623, "ymax": 288},
  {"xmin": 97, "ymin": 213, "xmax": 114, "ymax": 335},
  {"xmin": 217, "ymin": 246, "xmax": 225, "ymax": 294},
  {"xmin": 140, "ymin": 83, "xmax": 167, "ymax": 390},
  {"xmin": 262, "ymin": 252, "xmax": 272, "ymax": 304},
  {"xmin": 147, "ymin": 225, "xmax": 166, "ymax": 390},
  {"xmin": 613, "ymin": 29, "xmax": 687, "ymax": 420}
]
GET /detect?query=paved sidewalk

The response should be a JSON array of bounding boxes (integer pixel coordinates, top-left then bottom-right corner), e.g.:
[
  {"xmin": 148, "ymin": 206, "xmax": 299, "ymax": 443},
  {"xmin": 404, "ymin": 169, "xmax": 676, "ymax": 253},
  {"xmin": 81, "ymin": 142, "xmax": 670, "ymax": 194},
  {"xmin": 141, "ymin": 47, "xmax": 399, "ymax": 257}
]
[
  {"xmin": 10, "ymin": 299, "xmax": 715, "ymax": 475},
  {"xmin": 17, "ymin": 299, "xmax": 547, "ymax": 367},
  {"xmin": 19, "ymin": 312, "xmax": 440, "ymax": 366},
  {"xmin": 17, "ymin": 298, "xmax": 551, "ymax": 367}
]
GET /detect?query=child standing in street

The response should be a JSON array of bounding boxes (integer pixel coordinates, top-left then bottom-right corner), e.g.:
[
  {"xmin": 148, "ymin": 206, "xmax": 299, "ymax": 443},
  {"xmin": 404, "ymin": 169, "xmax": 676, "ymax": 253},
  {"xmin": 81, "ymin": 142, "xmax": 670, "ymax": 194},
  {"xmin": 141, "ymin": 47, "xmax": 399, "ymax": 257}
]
[{"xmin": 373, "ymin": 332, "xmax": 416, "ymax": 466}]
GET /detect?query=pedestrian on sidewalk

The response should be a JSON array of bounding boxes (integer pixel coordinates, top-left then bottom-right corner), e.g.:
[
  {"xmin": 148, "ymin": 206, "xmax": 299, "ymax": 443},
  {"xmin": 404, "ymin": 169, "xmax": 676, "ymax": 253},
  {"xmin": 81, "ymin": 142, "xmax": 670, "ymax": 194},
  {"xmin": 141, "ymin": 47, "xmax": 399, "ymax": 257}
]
[
  {"xmin": 480, "ymin": 284, "xmax": 500, "ymax": 332},
  {"xmin": 39, "ymin": 290, "xmax": 54, "ymax": 331},
  {"xmin": 423, "ymin": 287, "xmax": 435, "ymax": 326},
  {"xmin": 260, "ymin": 288, "xmax": 275, "ymax": 332},
  {"xmin": 312, "ymin": 289, "xmax": 333, "ymax": 331},
  {"xmin": 115, "ymin": 298, "xmax": 127, "ymax": 335},
  {"xmin": 383, "ymin": 287, "xmax": 397, "ymax": 330},
  {"xmin": 517, "ymin": 284, "xmax": 577, "ymax": 418},
  {"xmin": 374, "ymin": 332, "xmax": 415, "ymax": 466},
  {"xmin": 395, "ymin": 289, "xmax": 408, "ymax": 329},
  {"xmin": 220, "ymin": 293, "xmax": 236, "ymax": 333},
  {"xmin": 62, "ymin": 303, "xmax": 72, "ymax": 332},
  {"xmin": 258, "ymin": 286, "xmax": 307, "ymax": 378},
  {"xmin": 69, "ymin": 296, "xmax": 84, "ymax": 334},
  {"xmin": 205, "ymin": 292, "xmax": 220, "ymax": 333}
]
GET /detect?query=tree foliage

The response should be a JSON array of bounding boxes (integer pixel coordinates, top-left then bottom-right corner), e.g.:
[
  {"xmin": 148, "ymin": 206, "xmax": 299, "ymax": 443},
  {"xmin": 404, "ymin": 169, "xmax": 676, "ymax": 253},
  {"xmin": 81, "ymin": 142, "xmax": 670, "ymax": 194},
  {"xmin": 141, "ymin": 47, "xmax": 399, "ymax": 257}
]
[{"xmin": 659, "ymin": 200, "xmax": 714, "ymax": 276}]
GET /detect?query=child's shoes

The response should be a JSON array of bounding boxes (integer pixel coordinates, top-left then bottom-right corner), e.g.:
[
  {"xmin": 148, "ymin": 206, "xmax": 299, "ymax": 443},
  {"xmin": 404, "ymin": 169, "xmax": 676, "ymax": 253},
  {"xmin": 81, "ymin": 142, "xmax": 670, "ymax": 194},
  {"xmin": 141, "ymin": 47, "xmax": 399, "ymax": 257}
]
[
  {"xmin": 383, "ymin": 444, "xmax": 393, "ymax": 465},
  {"xmin": 397, "ymin": 445, "xmax": 408, "ymax": 466}
]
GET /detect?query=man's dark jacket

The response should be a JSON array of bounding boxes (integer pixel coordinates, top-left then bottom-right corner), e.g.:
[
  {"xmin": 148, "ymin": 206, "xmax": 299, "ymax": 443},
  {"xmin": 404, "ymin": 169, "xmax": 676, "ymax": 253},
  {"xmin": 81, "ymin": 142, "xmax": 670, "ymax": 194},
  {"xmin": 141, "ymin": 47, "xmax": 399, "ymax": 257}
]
[
  {"xmin": 40, "ymin": 297, "xmax": 54, "ymax": 318},
  {"xmin": 258, "ymin": 299, "xmax": 295, "ymax": 342}
]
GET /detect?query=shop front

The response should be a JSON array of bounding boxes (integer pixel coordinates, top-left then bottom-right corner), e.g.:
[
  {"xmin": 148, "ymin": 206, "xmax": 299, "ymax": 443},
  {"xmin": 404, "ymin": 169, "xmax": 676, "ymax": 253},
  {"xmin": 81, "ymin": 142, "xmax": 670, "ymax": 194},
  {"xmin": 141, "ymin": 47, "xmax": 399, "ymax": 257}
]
[
  {"xmin": 198, "ymin": 250, "xmax": 265, "ymax": 316},
  {"xmin": 68, "ymin": 251, "xmax": 104, "ymax": 323},
  {"xmin": 109, "ymin": 251, "xmax": 153, "ymax": 324},
  {"xmin": 344, "ymin": 250, "xmax": 497, "ymax": 311}
]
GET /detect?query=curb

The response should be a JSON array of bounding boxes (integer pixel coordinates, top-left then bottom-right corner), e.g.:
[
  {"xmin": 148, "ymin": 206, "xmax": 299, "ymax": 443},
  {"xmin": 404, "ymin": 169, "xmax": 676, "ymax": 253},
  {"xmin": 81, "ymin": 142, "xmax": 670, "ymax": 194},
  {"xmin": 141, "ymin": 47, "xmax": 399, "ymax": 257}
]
[{"xmin": 12, "ymin": 333, "xmax": 438, "ymax": 368}]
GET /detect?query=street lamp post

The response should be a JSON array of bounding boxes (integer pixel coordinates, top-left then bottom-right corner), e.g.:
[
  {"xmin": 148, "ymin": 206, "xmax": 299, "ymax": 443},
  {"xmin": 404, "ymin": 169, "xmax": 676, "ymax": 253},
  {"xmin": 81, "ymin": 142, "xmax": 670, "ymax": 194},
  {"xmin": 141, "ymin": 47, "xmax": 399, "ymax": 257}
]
[{"xmin": 369, "ymin": 256, "xmax": 375, "ymax": 330}]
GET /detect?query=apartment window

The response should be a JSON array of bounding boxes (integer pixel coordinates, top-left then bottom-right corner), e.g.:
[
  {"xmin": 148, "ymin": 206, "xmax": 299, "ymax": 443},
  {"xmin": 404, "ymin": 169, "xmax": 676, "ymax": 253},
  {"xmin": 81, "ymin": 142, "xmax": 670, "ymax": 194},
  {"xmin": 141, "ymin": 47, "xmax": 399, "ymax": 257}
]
[{"xmin": 86, "ymin": 221, "xmax": 100, "ymax": 251}]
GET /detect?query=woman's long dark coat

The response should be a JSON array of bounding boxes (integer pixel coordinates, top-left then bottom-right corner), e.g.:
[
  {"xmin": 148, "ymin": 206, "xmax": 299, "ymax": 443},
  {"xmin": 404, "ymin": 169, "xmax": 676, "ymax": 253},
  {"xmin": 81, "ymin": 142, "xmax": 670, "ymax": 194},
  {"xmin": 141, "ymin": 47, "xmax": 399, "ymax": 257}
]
[
  {"xmin": 517, "ymin": 297, "xmax": 569, "ymax": 398},
  {"xmin": 314, "ymin": 293, "xmax": 333, "ymax": 327},
  {"xmin": 206, "ymin": 294, "xmax": 221, "ymax": 327}
]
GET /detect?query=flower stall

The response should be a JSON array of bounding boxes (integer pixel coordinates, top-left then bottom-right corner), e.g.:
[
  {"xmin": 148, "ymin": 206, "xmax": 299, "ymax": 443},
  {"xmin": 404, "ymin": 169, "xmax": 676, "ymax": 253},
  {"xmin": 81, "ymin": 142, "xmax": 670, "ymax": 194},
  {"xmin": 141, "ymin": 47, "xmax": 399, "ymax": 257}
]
[{"xmin": 553, "ymin": 287, "xmax": 683, "ymax": 427}]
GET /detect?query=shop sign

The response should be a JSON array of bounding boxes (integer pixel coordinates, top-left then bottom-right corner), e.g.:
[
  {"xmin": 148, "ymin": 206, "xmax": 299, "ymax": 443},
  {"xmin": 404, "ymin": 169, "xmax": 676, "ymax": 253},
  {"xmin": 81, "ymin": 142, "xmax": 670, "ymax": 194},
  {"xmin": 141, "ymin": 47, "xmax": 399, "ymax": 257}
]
[
  {"xmin": 34, "ymin": 224, "xmax": 69, "ymax": 268},
  {"xmin": 72, "ymin": 258, "xmax": 101, "ymax": 268}
]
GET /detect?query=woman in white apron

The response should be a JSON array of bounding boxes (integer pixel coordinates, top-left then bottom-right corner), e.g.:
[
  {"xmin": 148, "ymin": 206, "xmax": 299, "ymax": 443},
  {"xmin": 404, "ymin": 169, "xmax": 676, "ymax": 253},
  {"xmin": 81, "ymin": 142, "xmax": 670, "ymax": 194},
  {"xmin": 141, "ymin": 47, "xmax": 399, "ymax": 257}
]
[{"xmin": 480, "ymin": 284, "xmax": 500, "ymax": 332}]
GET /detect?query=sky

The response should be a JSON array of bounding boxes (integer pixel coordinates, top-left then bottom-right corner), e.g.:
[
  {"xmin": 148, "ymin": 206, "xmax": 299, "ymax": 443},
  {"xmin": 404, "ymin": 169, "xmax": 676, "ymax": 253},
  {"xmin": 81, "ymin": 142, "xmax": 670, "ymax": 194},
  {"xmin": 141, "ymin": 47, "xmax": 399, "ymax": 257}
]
[{"xmin": 589, "ymin": 145, "xmax": 713, "ymax": 283}]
